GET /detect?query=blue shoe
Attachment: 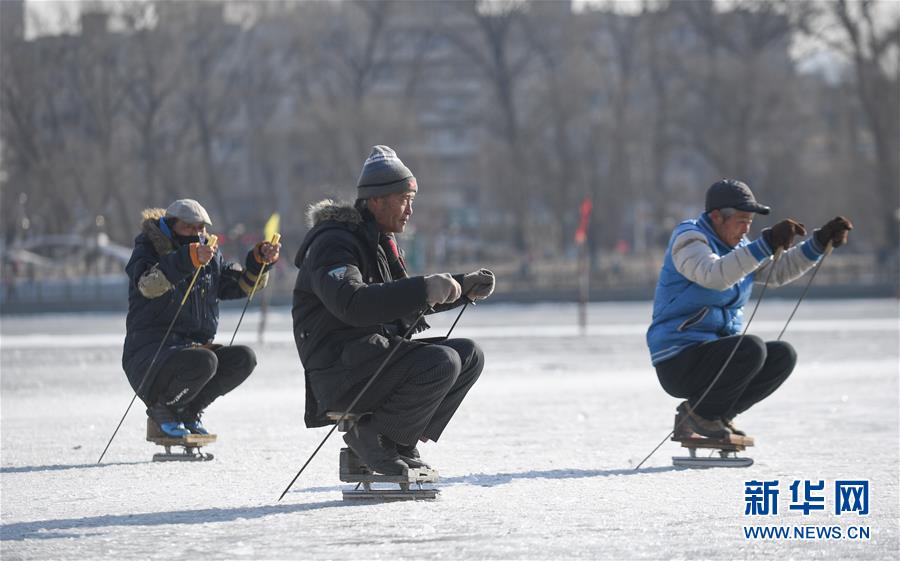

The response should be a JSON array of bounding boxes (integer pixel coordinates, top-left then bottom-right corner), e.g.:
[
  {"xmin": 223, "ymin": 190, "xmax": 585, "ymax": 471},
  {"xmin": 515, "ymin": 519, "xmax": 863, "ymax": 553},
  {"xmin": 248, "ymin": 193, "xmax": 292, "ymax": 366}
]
[
  {"xmin": 179, "ymin": 408, "xmax": 210, "ymax": 435},
  {"xmin": 159, "ymin": 421, "xmax": 190, "ymax": 438},
  {"xmin": 183, "ymin": 419, "xmax": 209, "ymax": 435},
  {"xmin": 147, "ymin": 401, "xmax": 189, "ymax": 438}
]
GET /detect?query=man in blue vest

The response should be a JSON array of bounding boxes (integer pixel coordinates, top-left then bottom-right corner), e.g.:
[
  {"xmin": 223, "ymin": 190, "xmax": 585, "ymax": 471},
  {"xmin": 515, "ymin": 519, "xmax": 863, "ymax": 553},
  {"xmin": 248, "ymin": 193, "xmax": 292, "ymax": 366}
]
[{"xmin": 646, "ymin": 179, "xmax": 852, "ymax": 441}]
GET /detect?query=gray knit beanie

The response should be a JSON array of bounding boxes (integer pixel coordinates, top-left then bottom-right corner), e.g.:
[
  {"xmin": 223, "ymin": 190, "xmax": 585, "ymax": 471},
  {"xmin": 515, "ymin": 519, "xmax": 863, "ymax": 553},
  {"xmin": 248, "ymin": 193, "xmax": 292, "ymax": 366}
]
[{"xmin": 356, "ymin": 145, "xmax": 416, "ymax": 199}]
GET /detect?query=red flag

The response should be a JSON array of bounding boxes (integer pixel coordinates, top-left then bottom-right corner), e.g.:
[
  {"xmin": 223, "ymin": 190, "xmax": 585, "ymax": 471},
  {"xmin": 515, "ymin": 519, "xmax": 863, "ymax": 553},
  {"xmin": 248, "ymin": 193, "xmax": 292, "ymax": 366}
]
[{"xmin": 574, "ymin": 197, "xmax": 593, "ymax": 245}]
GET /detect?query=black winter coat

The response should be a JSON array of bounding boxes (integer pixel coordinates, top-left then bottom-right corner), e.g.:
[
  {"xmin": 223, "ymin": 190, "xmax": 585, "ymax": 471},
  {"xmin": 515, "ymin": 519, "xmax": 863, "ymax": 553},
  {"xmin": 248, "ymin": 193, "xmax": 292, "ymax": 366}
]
[
  {"xmin": 122, "ymin": 208, "xmax": 266, "ymax": 400},
  {"xmin": 292, "ymin": 200, "xmax": 463, "ymax": 427}
]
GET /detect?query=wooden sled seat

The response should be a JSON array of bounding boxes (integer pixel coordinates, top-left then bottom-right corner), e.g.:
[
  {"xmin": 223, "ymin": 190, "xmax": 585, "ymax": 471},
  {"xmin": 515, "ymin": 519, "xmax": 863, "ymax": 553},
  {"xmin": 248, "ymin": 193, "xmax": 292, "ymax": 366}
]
[
  {"xmin": 673, "ymin": 433, "xmax": 754, "ymax": 450},
  {"xmin": 324, "ymin": 411, "xmax": 367, "ymax": 432}
]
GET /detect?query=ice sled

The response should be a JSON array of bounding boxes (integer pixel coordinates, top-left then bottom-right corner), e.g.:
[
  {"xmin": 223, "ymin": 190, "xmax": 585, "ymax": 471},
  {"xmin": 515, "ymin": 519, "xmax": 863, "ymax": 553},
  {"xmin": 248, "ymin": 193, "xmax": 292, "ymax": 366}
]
[
  {"xmin": 146, "ymin": 418, "xmax": 216, "ymax": 462},
  {"xmin": 672, "ymin": 433, "xmax": 754, "ymax": 468},
  {"xmin": 326, "ymin": 411, "xmax": 440, "ymax": 501}
]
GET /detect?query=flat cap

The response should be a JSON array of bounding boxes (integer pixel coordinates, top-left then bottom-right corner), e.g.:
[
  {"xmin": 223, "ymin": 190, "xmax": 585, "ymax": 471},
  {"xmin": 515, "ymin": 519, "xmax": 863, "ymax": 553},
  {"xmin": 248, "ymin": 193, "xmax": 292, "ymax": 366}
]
[{"xmin": 165, "ymin": 199, "xmax": 212, "ymax": 226}]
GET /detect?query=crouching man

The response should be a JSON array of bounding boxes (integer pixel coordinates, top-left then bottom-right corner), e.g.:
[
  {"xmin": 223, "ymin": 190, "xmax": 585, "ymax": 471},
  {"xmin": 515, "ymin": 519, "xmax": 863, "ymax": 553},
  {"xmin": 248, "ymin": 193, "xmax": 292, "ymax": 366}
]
[
  {"xmin": 646, "ymin": 179, "xmax": 852, "ymax": 442},
  {"xmin": 122, "ymin": 199, "xmax": 280, "ymax": 437},
  {"xmin": 292, "ymin": 145, "xmax": 495, "ymax": 474}
]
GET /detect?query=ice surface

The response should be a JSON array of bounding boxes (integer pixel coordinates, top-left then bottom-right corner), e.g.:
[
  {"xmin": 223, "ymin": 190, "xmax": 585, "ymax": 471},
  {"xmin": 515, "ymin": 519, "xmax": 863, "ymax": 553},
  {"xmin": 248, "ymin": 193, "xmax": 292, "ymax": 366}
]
[{"xmin": 2, "ymin": 299, "xmax": 898, "ymax": 560}]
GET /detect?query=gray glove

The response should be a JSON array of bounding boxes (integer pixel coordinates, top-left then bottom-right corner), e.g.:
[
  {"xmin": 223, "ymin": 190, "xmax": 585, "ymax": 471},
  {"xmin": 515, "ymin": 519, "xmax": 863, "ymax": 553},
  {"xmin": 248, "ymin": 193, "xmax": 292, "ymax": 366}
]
[
  {"xmin": 462, "ymin": 268, "xmax": 495, "ymax": 300},
  {"xmin": 424, "ymin": 273, "xmax": 462, "ymax": 306}
]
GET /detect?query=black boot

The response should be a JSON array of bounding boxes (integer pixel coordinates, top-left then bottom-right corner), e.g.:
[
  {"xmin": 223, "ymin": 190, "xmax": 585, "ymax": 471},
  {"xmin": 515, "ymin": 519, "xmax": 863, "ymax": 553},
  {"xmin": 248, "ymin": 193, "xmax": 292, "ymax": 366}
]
[
  {"xmin": 675, "ymin": 401, "xmax": 732, "ymax": 440},
  {"xmin": 722, "ymin": 417, "xmax": 747, "ymax": 437},
  {"xmin": 342, "ymin": 423, "xmax": 407, "ymax": 476},
  {"xmin": 382, "ymin": 436, "xmax": 429, "ymax": 468}
]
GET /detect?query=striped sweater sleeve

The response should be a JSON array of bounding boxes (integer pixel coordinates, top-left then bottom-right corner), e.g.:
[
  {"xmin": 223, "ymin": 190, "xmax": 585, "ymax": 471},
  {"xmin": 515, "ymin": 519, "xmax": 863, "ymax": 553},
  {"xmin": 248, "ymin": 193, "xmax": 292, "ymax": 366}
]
[
  {"xmin": 754, "ymin": 237, "xmax": 824, "ymax": 287},
  {"xmin": 672, "ymin": 231, "xmax": 773, "ymax": 291}
]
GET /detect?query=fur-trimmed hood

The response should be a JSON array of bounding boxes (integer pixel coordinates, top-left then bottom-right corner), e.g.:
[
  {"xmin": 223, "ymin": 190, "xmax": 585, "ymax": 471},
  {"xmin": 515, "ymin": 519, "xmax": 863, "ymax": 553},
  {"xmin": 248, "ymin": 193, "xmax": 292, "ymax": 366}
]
[
  {"xmin": 296, "ymin": 199, "xmax": 372, "ymax": 268},
  {"xmin": 305, "ymin": 199, "xmax": 362, "ymax": 228},
  {"xmin": 139, "ymin": 208, "xmax": 177, "ymax": 256}
]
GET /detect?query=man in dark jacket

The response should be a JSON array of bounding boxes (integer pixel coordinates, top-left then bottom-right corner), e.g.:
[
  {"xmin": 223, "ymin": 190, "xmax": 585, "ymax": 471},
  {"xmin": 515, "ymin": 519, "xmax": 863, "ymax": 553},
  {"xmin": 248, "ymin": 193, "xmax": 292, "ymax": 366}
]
[
  {"xmin": 292, "ymin": 145, "xmax": 495, "ymax": 475},
  {"xmin": 123, "ymin": 199, "xmax": 280, "ymax": 437}
]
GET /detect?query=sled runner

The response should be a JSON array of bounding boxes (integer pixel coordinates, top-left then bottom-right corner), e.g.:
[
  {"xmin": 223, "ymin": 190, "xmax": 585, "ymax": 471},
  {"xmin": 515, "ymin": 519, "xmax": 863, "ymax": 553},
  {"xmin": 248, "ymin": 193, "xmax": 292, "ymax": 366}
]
[
  {"xmin": 326, "ymin": 411, "xmax": 440, "ymax": 501},
  {"xmin": 146, "ymin": 418, "xmax": 216, "ymax": 462},
  {"xmin": 672, "ymin": 433, "xmax": 754, "ymax": 468}
]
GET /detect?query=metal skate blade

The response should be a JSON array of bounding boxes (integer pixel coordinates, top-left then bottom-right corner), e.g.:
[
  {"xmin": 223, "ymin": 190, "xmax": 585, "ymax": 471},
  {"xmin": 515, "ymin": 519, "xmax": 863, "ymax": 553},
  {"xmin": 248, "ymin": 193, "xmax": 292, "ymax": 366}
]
[
  {"xmin": 152, "ymin": 452, "xmax": 214, "ymax": 462},
  {"xmin": 672, "ymin": 456, "xmax": 753, "ymax": 468},
  {"xmin": 342, "ymin": 488, "xmax": 439, "ymax": 501}
]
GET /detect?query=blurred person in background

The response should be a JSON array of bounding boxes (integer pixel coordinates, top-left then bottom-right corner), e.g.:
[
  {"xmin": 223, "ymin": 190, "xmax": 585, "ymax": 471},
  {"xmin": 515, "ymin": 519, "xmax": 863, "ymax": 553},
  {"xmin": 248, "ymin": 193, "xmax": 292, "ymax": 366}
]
[
  {"xmin": 292, "ymin": 145, "xmax": 495, "ymax": 475},
  {"xmin": 122, "ymin": 199, "xmax": 280, "ymax": 438},
  {"xmin": 646, "ymin": 179, "xmax": 852, "ymax": 442}
]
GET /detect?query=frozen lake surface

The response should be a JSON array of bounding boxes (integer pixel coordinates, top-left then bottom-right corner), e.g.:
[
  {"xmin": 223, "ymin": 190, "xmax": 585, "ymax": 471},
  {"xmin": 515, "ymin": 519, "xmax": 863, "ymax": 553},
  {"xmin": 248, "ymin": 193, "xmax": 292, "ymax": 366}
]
[{"xmin": 2, "ymin": 299, "xmax": 898, "ymax": 560}]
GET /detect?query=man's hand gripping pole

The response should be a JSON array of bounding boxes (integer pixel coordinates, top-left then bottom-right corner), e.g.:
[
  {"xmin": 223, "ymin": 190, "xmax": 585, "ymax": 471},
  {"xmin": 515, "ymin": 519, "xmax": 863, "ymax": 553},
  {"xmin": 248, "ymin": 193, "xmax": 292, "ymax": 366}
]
[{"xmin": 229, "ymin": 233, "xmax": 281, "ymax": 346}]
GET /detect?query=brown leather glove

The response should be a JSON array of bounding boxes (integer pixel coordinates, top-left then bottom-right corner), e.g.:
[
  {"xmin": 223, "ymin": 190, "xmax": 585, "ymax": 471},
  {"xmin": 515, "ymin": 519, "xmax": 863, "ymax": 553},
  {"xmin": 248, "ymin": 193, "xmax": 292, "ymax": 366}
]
[
  {"xmin": 761, "ymin": 219, "xmax": 807, "ymax": 251},
  {"xmin": 252, "ymin": 241, "xmax": 281, "ymax": 265},
  {"xmin": 814, "ymin": 216, "xmax": 853, "ymax": 248}
]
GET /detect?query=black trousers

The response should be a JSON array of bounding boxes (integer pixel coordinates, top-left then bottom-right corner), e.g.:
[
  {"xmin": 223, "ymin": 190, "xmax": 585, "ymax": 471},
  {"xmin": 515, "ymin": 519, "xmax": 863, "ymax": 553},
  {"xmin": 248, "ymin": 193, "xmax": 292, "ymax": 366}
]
[
  {"xmin": 148, "ymin": 345, "xmax": 257, "ymax": 413},
  {"xmin": 339, "ymin": 338, "xmax": 484, "ymax": 446},
  {"xmin": 655, "ymin": 335, "xmax": 796, "ymax": 420}
]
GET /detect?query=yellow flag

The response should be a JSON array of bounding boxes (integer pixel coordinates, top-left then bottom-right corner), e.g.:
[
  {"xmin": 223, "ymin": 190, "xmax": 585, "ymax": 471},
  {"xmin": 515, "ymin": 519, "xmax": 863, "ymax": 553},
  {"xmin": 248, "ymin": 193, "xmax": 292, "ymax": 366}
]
[{"xmin": 263, "ymin": 213, "xmax": 280, "ymax": 242}]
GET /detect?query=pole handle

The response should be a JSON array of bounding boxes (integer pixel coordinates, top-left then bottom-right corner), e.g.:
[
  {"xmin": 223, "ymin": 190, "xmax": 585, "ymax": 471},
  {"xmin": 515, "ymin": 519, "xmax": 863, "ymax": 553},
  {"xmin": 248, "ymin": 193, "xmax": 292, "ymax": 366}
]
[{"xmin": 227, "ymin": 232, "xmax": 280, "ymax": 347}]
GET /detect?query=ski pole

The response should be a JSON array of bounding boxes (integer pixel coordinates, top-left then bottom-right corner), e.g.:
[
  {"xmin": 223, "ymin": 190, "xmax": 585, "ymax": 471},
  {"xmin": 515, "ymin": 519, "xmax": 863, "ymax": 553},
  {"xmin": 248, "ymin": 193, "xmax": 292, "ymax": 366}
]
[
  {"xmin": 278, "ymin": 306, "xmax": 431, "ymax": 501},
  {"xmin": 634, "ymin": 248, "xmax": 783, "ymax": 470},
  {"xmin": 777, "ymin": 241, "xmax": 832, "ymax": 341},
  {"xmin": 228, "ymin": 233, "xmax": 281, "ymax": 346},
  {"xmin": 442, "ymin": 297, "xmax": 472, "ymax": 340},
  {"xmin": 98, "ymin": 236, "xmax": 217, "ymax": 464}
]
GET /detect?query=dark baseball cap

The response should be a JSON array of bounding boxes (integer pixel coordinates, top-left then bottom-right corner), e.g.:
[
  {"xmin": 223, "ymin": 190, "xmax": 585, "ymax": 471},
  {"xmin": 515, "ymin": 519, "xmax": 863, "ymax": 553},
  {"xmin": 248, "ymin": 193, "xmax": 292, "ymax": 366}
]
[{"xmin": 705, "ymin": 179, "xmax": 771, "ymax": 215}]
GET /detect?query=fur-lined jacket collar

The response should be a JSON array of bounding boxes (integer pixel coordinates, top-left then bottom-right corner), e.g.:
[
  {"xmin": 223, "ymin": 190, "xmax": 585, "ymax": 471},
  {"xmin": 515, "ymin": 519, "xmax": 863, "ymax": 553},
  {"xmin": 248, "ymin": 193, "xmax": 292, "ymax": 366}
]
[
  {"xmin": 139, "ymin": 208, "xmax": 178, "ymax": 256},
  {"xmin": 305, "ymin": 199, "xmax": 362, "ymax": 228},
  {"xmin": 296, "ymin": 199, "xmax": 378, "ymax": 267}
]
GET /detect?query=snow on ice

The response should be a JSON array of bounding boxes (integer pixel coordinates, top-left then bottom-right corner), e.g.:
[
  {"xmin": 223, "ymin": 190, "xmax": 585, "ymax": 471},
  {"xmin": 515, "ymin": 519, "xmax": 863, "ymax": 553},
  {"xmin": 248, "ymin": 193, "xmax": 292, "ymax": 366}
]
[{"xmin": 1, "ymin": 300, "xmax": 898, "ymax": 560}]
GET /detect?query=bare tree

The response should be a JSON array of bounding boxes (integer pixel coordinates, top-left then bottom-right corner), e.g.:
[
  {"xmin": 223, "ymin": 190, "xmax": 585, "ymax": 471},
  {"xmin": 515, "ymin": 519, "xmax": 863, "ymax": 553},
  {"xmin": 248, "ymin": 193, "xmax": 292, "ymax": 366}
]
[
  {"xmin": 2, "ymin": 0, "xmax": 895, "ymax": 281},
  {"xmin": 1, "ymin": 23, "xmax": 92, "ymax": 239},
  {"xmin": 830, "ymin": 0, "xmax": 900, "ymax": 252},
  {"xmin": 675, "ymin": 1, "xmax": 808, "ymax": 178},
  {"xmin": 644, "ymin": 1, "xmax": 681, "ymax": 244},
  {"xmin": 523, "ymin": 3, "xmax": 586, "ymax": 252},
  {"xmin": 169, "ymin": 2, "xmax": 242, "ymax": 224},
  {"xmin": 584, "ymin": 6, "xmax": 642, "ymax": 251},
  {"xmin": 444, "ymin": 0, "xmax": 536, "ymax": 252},
  {"xmin": 119, "ymin": 1, "xmax": 186, "ymax": 208},
  {"xmin": 70, "ymin": 11, "xmax": 133, "ymax": 240},
  {"xmin": 279, "ymin": 0, "xmax": 422, "ymax": 195}
]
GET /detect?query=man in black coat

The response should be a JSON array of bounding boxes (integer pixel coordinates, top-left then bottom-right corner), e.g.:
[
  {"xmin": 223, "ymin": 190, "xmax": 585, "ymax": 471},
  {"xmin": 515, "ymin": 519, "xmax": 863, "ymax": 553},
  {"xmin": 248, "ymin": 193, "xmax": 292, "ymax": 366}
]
[
  {"xmin": 123, "ymin": 199, "xmax": 280, "ymax": 437},
  {"xmin": 292, "ymin": 145, "xmax": 495, "ymax": 475}
]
